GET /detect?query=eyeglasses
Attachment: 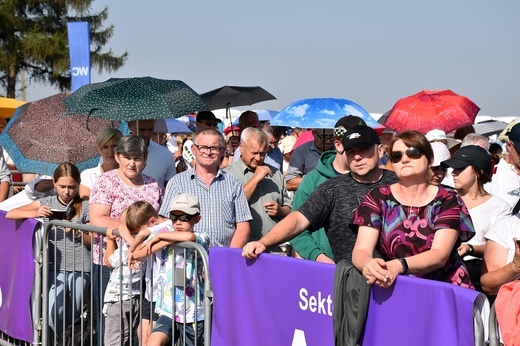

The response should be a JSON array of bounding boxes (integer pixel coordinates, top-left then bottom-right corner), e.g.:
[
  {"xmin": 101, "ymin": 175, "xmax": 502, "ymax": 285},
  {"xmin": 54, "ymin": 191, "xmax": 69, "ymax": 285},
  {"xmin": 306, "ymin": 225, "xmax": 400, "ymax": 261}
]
[
  {"xmin": 390, "ymin": 147, "xmax": 423, "ymax": 163},
  {"xmin": 193, "ymin": 144, "xmax": 223, "ymax": 153},
  {"xmin": 169, "ymin": 213, "xmax": 198, "ymax": 222}
]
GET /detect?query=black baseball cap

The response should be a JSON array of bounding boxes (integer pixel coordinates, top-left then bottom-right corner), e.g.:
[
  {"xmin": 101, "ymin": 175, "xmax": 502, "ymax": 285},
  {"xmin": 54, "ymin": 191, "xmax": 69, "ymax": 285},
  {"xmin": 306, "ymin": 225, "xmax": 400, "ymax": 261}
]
[
  {"xmin": 196, "ymin": 110, "xmax": 222, "ymax": 123},
  {"xmin": 508, "ymin": 123, "xmax": 520, "ymax": 153},
  {"xmin": 342, "ymin": 125, "xmax": 380, "ymax": 150},
  {"xmin": 441, "ymin": 145, "xmax": 492, "ymax": 174},
  {"xmin": 334, "ymin": 115, "xmax": 367, "ymax": 138}
]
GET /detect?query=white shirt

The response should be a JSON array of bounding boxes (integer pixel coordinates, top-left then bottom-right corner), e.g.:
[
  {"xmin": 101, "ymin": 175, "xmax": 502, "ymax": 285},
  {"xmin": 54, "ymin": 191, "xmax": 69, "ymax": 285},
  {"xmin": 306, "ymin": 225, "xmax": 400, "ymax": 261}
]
[
  {"xmin": 465, "ymin": 195, "xmax": 512, "ymax": 260},
  {"xmin": 142, "ymin": 141, "xmax": 176, "ymax": 188},
  {"xmin": 80, "ymin": 165, "xmax": 102, "ymax": 191},
  {"xmin": 485, "ymin": 214, "xmax": 520, "ymax": 264},
  {"xmin": 485, "ymin": 158, "xmax": 520, "ymax": 209}
]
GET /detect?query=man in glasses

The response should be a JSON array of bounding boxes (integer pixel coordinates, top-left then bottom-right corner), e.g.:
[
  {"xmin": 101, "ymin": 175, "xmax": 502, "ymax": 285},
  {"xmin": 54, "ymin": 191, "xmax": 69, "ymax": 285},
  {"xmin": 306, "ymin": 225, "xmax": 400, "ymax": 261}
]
[
  {"xmin": 183, "ymin": 110, "xmax": 223, "ymax": 167},
  {"xmin": 160, "ymin": 127, "xmax": 252, "ymax": 249},
  {"xmin": 284, "ymin": 128, "xmax": 335, "ymax": 191},
  {"xmin": 243, "ymin": 125, "xmax": 397, "ymax": 264},
  {"xmin": 485, "ymin": 123, "xmax": 520, "ymax": 212},
  {"xmin": 224, "ymin": 128, "xmax": 292, "ymax": 252}
]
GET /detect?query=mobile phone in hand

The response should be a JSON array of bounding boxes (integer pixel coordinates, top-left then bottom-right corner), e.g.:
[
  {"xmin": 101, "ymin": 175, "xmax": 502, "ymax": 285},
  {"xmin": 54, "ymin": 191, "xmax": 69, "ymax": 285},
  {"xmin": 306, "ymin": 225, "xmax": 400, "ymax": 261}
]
[{"xmin": 49, "ymin": 209, "xmax": 67, "ymax": 220}]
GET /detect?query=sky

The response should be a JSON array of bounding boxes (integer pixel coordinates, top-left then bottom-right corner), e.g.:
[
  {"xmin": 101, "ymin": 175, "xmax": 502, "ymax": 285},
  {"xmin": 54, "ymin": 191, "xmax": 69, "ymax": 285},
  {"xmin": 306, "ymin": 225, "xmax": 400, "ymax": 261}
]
[{"xmin": 25, "ymin": 0, "xmax": 520, "ymax": 118}]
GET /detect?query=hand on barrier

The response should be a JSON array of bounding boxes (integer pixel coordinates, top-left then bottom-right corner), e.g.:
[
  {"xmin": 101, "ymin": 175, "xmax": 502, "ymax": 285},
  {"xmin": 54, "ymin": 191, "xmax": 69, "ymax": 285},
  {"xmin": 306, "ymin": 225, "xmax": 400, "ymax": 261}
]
[{"xmin": 242, "ymin": 241, "xmax": 267, "ymax": 259}]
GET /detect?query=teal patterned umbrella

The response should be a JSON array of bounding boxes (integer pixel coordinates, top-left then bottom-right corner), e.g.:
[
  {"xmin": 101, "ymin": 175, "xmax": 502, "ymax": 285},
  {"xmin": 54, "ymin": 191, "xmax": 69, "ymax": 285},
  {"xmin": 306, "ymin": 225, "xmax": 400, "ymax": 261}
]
[{"xmin": 65, "ymin": 77, "xmax": 207, "ymax": 121}]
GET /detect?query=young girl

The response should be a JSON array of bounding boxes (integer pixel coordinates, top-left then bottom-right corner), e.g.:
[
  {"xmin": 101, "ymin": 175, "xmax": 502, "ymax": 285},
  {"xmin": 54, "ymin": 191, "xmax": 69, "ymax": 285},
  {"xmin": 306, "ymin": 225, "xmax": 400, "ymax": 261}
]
[
  {"xmin": 130, "ymin": 194, "xmax": 209, "ymax": 346},
  {"xmin": 6, "ymin": 162, "xmax": 90, "ymax": 339}
]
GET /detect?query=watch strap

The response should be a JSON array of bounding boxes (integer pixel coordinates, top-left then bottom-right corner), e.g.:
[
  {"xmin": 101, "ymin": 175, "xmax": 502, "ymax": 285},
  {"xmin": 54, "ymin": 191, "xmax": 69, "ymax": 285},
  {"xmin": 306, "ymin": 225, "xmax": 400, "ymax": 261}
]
[{"xmin": 398, "ymin": 258, "xmax": 409, "ymax": 274}]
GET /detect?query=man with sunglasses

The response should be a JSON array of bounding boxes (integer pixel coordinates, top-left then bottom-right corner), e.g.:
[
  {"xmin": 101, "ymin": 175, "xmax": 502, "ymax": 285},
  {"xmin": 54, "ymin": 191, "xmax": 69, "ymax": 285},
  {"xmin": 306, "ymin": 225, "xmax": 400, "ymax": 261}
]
[
  {"xmin": 224, "ymin": 128, "xmax": 292, "ymax": 251},
  {"xmin": 160, "ymin": 127, "xmax": 252, "ymax": 249},
  {"xmin": 485, "ymin": 123, "xmax": 520, "ymax": 212},
  {"xmin": 243, "ymin": 125, "xmax": 398, "ymax": 264},
  {"xmin": 183, "ymin": 110, "xmax": 223, "ymax": 167},
  {"xmin": 285, "ymin": 128, "xmax": 335, "ymax": 191}
]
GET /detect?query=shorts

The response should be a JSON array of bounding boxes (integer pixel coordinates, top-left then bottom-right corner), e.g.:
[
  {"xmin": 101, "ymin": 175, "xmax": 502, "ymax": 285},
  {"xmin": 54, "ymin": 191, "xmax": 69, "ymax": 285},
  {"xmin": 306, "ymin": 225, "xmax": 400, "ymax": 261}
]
[
  {"xmin": 152, "ymin": 315, "xmax": 204, "ymax": 346},
  {"xmin": 140, "ymin": 298, "xmax": 159, "ymax": 322}
]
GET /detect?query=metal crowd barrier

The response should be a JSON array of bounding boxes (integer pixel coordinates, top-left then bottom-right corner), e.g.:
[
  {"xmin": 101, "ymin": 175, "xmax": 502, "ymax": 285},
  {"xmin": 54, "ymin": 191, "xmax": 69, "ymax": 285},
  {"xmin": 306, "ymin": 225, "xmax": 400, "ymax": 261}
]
[{"xmin": 1, "ymin": 218, "xmax": 212, "ymax": 346}]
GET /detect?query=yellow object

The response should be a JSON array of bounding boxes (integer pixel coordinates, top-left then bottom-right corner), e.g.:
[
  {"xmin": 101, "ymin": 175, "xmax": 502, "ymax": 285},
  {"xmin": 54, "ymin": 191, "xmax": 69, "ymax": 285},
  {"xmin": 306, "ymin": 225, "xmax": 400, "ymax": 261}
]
[
  {"xmin": 0, "ymin": 97, "xmax": 26, "ymax": 118},
  {"xmin": 498, "ymin": 117, "xmax": 520, "ymax": 141}
]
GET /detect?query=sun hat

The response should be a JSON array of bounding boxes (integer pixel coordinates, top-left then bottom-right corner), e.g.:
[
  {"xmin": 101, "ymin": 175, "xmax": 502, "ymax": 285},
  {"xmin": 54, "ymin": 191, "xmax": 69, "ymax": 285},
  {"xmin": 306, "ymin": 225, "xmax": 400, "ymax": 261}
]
[
  {"xmin": 425, "ymin": 129, "xmax": 460, "ymax": 149},
  {"xmin": 431, "ymin": 142, "xmax": 451, "ymax": 167},
  {"xmin": 169, "ymin": 193, "xmax": 200, "ymax": 215},
  {"xmin": 441, "ymin": 145, "xmax": 492, "ymax": 175}
]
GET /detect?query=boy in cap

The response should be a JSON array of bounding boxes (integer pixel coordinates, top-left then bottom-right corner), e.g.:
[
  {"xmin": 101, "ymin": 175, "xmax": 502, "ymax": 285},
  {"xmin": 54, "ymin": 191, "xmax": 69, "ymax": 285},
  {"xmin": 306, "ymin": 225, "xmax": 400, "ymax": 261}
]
[{"xmin": 130, "ymin": 193, "xmax": 209, "ymax": 346}]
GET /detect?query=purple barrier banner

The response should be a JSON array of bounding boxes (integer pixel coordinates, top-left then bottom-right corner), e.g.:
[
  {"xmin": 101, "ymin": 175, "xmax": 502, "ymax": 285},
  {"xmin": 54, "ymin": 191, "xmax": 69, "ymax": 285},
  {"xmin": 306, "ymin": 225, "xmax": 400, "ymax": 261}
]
[
  {"xmin": 0, "ymin": 211, "xmax": 39, "ymax": 342},
  {"xmin": 210, "ymin": 248, "xmax": 482, "ymax": 346},
  {"xmin": 209, "ymin": 248, "xmax": 335, "ymax": 345},
  {"xmin": 362, "ymin": 275, "xmax": 481, "ymax": 346}
]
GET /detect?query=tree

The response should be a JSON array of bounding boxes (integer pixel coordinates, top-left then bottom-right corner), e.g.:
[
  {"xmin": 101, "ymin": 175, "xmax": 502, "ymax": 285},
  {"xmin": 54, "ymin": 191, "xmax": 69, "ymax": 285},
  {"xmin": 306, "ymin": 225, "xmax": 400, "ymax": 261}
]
[{"xmin": 0, "ymin": 0, "xmax": 128, "ymax": 98}]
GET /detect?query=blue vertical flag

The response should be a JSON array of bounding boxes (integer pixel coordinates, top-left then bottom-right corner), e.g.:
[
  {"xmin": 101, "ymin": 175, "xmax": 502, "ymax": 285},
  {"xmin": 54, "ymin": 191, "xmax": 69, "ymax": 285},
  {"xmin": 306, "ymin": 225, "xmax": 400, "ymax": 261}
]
[{"xmin": 67, "ymin": 22, "xmax": 91, "ymax": 91}]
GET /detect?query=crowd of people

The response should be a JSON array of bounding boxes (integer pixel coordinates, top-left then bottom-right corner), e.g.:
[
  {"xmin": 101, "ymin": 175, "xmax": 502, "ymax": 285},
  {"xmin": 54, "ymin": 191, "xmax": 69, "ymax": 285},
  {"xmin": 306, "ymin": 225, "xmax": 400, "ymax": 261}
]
[{"xmin": 2, "ymin": 109, "xmax": 520, "ymax": 345}]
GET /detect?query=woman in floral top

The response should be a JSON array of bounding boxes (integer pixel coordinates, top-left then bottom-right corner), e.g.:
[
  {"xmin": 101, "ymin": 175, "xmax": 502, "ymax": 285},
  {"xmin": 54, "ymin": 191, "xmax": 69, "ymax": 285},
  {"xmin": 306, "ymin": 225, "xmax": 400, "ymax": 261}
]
[
  {"xmin": 89, "ymin": 135, "xmax": 162, "ymax": 344},
  {"xmin": 352, "ymin": 131, "xmax": 474, "ymax": 289}
]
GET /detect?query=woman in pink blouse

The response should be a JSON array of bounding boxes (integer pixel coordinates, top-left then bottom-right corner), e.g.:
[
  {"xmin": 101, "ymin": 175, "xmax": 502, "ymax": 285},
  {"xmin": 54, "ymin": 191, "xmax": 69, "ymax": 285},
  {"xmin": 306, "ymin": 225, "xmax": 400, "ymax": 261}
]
[{"xmin": 89, "ymin": 135, "xmax": 162, "ymax": 345}]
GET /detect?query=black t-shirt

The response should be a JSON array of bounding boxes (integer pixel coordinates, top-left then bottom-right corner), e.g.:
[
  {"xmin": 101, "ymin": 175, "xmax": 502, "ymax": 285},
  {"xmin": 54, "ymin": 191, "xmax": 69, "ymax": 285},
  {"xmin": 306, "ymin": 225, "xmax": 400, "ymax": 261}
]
[{"xmin": 297, "ymin": 170, "xmax": 398, "ymax": 263}]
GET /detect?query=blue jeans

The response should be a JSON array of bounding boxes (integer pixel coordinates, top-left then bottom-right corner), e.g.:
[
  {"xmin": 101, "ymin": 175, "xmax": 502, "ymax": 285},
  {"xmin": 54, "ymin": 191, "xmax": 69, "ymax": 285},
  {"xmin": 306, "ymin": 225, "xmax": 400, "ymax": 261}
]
[
  {"xmin": 92, "ymin": 264, "xmax": 111, "ymax": 346},
  {"xmin": 48, "ymin": 270, "xmax": 90, "ymax": 336}
]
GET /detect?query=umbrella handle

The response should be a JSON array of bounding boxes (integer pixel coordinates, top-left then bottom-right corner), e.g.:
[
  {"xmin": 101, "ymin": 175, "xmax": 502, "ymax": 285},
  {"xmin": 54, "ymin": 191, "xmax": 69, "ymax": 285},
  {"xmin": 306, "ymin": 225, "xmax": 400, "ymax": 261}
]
[{"xmin": 226, "ymin": 102, "xmax": 236, "ymax": 136}]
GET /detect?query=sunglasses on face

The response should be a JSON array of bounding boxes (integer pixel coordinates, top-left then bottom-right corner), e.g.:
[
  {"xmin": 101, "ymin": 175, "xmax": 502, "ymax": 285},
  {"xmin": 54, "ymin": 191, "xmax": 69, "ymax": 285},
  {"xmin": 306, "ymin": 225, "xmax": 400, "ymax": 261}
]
[
  {"xmin": 169, "ymin": 213, "xmax": 198, "ymax": 222},
  {"xmin": 390, "ymin": 147, "xmax": 423, "ymax": 163}
]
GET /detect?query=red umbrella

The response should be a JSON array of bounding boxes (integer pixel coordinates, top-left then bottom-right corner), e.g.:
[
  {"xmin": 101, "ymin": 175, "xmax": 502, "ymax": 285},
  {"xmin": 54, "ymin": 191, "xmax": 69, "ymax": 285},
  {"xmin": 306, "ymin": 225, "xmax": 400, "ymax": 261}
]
[{"xmin": 384, "ymin": 90, "xmax": 480, "ymax": 134}]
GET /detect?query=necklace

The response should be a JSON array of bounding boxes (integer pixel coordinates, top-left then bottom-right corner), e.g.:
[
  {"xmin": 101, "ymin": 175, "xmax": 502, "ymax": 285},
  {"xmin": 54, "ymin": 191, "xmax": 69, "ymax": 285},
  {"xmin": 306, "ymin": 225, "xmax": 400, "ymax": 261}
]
[{"xmin": 464, "ymin": 193, "xmax": 485, "ymax": 201}]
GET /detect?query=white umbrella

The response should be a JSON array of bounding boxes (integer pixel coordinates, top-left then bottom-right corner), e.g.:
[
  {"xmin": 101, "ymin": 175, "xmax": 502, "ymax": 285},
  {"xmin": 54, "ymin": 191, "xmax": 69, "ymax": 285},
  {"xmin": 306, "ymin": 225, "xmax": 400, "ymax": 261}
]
[{"xmin": 154, "ymin": 118, "xmax": 192, "ymax": 134}]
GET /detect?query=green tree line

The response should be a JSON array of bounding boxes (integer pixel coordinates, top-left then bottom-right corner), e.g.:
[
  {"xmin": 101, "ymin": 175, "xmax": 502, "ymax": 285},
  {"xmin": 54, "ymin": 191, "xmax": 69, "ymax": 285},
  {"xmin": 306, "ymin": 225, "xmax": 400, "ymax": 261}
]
[{"xmin": 0, "ymin": 0, "xmax": 127, "ymax": 98}]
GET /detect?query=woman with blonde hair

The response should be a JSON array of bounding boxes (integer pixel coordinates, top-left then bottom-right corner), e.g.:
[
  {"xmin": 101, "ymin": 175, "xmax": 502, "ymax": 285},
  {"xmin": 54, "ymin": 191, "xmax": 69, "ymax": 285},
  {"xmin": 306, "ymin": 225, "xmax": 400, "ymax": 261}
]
[{"xmin": 79, "ymin": 127, "xmax": 123, "ymax": 199}]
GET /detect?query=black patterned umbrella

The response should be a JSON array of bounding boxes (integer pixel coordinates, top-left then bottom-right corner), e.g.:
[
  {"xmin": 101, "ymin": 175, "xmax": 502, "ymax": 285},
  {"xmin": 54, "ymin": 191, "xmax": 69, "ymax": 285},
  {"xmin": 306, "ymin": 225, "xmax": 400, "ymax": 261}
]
[
  {"xmin": 473, "ymin": 120, "xmax": 507, "ymax": 137},
  {"xmin": 65, "ymin": 77, "xmax": 207, "ymax": 121},
  {"xmin": 0, "ymin": 93, "xmax": 123, "ymax": 175}
]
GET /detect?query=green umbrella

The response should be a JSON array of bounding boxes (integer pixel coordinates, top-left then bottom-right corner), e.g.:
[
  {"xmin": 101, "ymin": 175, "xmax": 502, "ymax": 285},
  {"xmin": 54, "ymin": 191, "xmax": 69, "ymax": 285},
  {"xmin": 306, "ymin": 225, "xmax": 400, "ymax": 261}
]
[{"xmin": 64, "ymin": 77, "xmax": 208, "ymax": 121}]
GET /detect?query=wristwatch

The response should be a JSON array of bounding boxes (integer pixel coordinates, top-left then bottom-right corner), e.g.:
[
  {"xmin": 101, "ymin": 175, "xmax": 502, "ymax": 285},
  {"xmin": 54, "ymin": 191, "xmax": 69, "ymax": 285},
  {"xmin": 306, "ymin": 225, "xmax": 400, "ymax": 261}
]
[
  {"xmin": 398, "ymin": 258, "xmax": 409, "ymax": 274},
  {"xmin": 468, "ymin": 244, "xmax": 475, "ymax": 255}
]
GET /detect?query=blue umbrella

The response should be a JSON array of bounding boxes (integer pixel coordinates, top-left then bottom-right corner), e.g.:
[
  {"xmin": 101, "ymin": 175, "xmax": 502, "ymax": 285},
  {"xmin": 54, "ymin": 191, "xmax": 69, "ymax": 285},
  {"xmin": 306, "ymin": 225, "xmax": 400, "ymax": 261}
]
[{"xmin": 270, "ymin": 98, "xmax": 383, "ymax": 130}]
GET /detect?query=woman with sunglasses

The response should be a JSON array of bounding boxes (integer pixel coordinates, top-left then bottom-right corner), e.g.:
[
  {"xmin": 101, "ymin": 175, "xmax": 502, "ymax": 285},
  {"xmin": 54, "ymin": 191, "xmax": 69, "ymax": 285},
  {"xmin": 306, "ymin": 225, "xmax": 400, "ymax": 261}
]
[{"xmin": 352, "ymin": 131, "xmax": 475, "ymax": 289}]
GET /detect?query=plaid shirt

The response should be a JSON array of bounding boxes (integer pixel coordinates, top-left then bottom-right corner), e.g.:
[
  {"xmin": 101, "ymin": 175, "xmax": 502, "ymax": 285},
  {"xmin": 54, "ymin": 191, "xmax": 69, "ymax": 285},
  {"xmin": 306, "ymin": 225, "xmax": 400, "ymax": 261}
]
[{"xmin": 159, "ymin": 167, "xmax": 252, "ymax": 248}]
